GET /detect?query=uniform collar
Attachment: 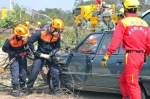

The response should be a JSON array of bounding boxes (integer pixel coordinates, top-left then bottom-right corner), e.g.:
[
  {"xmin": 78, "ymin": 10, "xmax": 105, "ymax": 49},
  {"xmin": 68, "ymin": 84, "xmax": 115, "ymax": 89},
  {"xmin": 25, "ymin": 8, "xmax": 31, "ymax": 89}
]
[
  {"xmin": 126, "ymin": 13, "xmax": 137, "ymax": 17},
  {"xmin": 15, "ymin": 35, "xmax": 22, "ymax": 41}
]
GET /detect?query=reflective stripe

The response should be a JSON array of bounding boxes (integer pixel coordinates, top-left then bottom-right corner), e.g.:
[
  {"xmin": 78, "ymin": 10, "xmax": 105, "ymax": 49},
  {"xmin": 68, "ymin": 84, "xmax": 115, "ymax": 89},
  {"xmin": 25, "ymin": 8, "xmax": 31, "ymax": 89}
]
[
  {"xmin": 132, "ymin": 73, "xmax": 134, "ymax": 83},
  {"xmin": 125, "ymin": 53, "xmax": 128, "ymax": 64},
  {"xmin": 40, "ymin": 31, "xmax": 60, "ymax": 43}
]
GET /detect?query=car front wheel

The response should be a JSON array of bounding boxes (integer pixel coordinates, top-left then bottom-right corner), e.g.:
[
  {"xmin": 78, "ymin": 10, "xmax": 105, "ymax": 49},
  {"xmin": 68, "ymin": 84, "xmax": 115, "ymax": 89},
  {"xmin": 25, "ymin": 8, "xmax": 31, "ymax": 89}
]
[{"xmin": 47, "ymin": 70, "xmax": 63, "ymax": 93}]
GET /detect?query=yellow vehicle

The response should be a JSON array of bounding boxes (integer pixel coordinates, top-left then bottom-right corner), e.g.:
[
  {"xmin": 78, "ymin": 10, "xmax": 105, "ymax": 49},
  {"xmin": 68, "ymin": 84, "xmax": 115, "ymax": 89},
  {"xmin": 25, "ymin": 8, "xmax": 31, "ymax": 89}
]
[
  {"xmin": 73, "ymin": 4, "xmax": 119, "ymax": 32},
  {"xmin": 73, "ymin": 4, "xmax": 98, "ymax": 31},
  {"xmin": 0, "ymin": 8, "xmax": 13, "ymax": 19}
]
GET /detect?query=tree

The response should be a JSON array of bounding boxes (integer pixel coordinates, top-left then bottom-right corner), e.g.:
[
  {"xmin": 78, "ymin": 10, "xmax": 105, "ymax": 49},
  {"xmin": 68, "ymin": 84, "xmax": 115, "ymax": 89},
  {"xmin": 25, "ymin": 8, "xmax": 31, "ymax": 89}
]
[{"xmin": 48, "ymin": 10, "xmax": 57, "ymax": 19}]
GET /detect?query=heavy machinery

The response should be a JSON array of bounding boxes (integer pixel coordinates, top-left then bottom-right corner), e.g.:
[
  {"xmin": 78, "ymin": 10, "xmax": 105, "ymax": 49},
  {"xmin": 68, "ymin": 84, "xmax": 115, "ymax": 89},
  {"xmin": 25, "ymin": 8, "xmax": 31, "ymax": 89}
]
[
  {"xmin": 73, "ymin": 4, "xmax": 98, "ymax": 31},
  {"xmin": 0, "ymin": 8, "xmax": 13, "ymax": 19},
  {"xmin": 73, "ymin": 1, "xmax": 118, "ymax": 32}
]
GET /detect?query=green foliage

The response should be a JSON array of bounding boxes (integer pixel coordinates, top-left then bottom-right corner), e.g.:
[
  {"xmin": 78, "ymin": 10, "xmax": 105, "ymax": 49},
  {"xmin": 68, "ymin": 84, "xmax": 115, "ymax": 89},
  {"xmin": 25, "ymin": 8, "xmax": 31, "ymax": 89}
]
[
  {"xmin": 0, "ymin": 35, "xmax": 6, "ymax": 47},
  {"xmin": 0, "ymin": 14, "xmax": 17, "ymax": 28},
  {"xmin": 48, "ymin": 10, "xmax": 57, "ymax": 19},
  {"xmin": 0, "ymin": 3, "xmax": 31, "ymax": 28},
  {"xmin": 62, "ymin": 27, "xmax": 89, "ymax": 47},
  {"xmin": 36, "ymin": 8, "xmax": 74, "ymax": 26}
]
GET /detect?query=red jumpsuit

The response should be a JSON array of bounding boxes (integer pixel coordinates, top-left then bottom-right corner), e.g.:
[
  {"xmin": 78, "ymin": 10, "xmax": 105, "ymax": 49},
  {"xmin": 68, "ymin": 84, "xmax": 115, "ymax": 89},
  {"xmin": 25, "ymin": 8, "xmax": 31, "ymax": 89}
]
[{"xmin": 107, "ymin": 13, "xmax": 150, "ymax": 99}]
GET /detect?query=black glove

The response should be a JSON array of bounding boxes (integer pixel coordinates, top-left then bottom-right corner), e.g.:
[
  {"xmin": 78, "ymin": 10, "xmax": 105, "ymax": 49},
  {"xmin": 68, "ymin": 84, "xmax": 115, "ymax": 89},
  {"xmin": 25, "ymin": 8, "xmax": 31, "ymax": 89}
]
[
  {"xmin": 33, "ymin": 51, "xmax": 41, "ymax": 57},
  {"xmin": 49, "ymin": 51, "xmax": 55, "ymax": 57},
  {"xmin": 14, "ymin": 53, "xmax": 21, "ymax": 59}
]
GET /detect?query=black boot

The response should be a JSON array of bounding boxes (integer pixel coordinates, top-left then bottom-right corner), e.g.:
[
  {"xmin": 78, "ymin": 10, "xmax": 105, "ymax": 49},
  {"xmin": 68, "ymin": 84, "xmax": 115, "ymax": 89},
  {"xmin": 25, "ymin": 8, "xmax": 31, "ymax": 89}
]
[
  {"xmin": 53, "ymin": 86, "xmax": 60, "ymax": 95},
  {"xmin": 20, "ymin": 84, "xmax": 25, "ymax": 92},
  {"xmin": 12, "ymin": 84, "xmax": 20, "ymax": 97},
  {"xmin": 22, "ymin": 87, "xmax": 32, "ymax": 96}
]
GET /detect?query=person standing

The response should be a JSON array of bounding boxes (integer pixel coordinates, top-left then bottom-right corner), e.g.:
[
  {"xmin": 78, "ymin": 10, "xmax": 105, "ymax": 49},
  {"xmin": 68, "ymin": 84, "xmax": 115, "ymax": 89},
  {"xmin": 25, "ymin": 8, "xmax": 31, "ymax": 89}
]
[
  {"xmin": 100, "ymin": 0, "xmax": 150, "ymax": 99},
  {"xmin": 95, "ymin": 11, "xmax": 115, "ymax": 32},
  {"xmin": 24, "ymin": 18, "xmax": 64, "ymax": 95},
  {"xmin": 2, "ymin": 24, "xmax": 29, "ymax": 97}
]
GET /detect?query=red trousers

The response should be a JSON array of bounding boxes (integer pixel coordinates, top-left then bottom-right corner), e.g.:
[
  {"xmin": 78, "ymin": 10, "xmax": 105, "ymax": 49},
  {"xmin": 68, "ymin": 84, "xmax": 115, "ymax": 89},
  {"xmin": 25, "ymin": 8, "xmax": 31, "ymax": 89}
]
[{"xmin": 119, "ymin": 52, "xmax": 144, "ymax": 99}]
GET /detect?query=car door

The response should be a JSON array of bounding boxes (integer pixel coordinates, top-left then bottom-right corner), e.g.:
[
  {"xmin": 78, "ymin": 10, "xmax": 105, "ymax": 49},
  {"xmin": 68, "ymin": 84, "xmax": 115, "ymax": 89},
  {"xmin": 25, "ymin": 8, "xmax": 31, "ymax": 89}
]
[
  {"xmin": 65, "ymin": 33, "xmax": 103, "ymax": 87},
  {"xmin": 141, "ymin": 10, "xmax": 150, "ymax": 76},
  {"xmin": 92, "ymin": 31, "xmax": 125, "ymax": 89}
]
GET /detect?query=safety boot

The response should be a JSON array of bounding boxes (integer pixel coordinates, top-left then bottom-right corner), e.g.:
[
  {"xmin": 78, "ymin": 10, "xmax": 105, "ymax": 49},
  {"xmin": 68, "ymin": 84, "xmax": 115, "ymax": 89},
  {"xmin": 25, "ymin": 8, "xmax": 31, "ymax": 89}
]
[
  {"xmin": 22, "ymin": 87, "xmax": 32, "ymax": 96},
  {"xmin": 20, "ymin": 84, "xmax": 26, "ymax": 92},
  {"xmin": 12, "ymin": 84, "xmax": 20, "ymax": 97},
  {"xmin": 53, "ymin": 86, "xmax": 61, "ymax": 95}
]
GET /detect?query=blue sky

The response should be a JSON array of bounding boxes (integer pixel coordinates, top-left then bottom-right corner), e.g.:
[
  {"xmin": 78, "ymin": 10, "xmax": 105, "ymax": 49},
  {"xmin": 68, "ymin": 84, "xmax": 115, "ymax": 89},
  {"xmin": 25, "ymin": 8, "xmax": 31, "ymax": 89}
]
[{"xmin": 0, "ymin": 0, "xmax": 75, "ymax": 11}]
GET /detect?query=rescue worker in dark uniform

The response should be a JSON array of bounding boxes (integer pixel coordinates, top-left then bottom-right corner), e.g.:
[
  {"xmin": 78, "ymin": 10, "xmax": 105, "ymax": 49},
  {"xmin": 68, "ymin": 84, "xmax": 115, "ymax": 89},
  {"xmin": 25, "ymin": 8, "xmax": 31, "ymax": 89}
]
[
  {"xmin": 101, "ymin": 0, "xmax": 150, "ymax": 99},
  {"xmin": 2, "ymin": 24, "xmax": 29, "ymax": 97},
  {"xmin": 24, "ymin": 18, "xmax": 64, "ymax": 95}
]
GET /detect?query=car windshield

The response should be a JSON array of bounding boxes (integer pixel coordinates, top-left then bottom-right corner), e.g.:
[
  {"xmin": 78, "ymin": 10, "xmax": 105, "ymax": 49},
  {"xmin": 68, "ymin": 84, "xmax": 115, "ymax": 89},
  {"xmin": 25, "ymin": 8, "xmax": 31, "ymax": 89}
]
[
  {"xmin": 74, "ymin": 8, "xmax": 81, "ymax": 16},
  {"xmin": 142, "ymin": 12, "xmax": 150, "ymax": 26},
  {"xmin": 77, "ymin": 33, "xmax": 103, "ymax": 54}
]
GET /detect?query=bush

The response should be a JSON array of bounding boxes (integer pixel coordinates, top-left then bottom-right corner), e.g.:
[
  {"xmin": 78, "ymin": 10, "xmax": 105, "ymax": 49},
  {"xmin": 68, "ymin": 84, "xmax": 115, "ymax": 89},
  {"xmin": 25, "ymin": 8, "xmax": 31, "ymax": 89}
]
[
  {"xmin": 0, "ymin": 35, "xmax": 6, "ymax": 47},
  {"xmin": 0, "ymin": 14, "xmax": 17, "ymax": 28},
  {"xmin": 61, "ymin": 27, "xmax": 89, "ymax": 47}
]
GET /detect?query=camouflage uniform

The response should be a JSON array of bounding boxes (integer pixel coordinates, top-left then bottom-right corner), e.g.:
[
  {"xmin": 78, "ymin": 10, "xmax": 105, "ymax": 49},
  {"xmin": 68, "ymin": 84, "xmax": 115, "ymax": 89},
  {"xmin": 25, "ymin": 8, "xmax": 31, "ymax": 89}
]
[
  {"xmin": 77, "ymin": 18, "xmax": 83, "ymax": 29},
  {"xmin": 86, "ymin": 19, "xmax": 92, "ymax": 32},
  {"xmin": 81, "ymin": 17, "xmax": 87, "ymax": 29},
  {"xmin": 95, "ymin": 11, "xmax": 115, "ymax": 32}
]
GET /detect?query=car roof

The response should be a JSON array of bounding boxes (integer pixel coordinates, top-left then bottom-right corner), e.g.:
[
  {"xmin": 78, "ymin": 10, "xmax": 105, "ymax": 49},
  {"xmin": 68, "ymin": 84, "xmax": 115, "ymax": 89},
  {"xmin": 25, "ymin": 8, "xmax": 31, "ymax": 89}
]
[{"xmin": 142, "ymin": 9, "xmax": 150, "ymax": 18}]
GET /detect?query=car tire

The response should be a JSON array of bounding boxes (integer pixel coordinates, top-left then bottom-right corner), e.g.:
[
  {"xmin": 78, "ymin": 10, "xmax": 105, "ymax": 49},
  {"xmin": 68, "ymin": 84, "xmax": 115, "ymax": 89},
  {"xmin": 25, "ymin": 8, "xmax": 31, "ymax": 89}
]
[{"xmin": 47, "ymin": 70, "xmax": 63, "ymax": 93}]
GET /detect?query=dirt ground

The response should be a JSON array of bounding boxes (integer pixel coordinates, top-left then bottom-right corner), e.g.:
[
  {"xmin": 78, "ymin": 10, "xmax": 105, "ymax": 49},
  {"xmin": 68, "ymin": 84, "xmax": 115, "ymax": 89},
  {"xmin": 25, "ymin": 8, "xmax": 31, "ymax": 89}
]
[{"xmin": 0, "ymin": 85, "xmax": 77, "ymax": 99}]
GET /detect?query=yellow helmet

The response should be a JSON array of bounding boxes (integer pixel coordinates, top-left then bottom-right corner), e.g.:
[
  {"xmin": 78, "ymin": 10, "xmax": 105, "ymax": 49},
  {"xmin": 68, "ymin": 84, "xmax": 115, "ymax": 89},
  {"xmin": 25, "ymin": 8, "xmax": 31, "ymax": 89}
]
[
  {"xmin": 25, "ymin": 21, "xmax": 30, "ymax": 26},
  {"xmin": 14, "ymin": 24, "xmax": 29, "ymax": 36},
  {"xmin": 123, "ymin": 0, "xmax": 139, "ymax": 9},
  {"xmin": 120, "ymin": 8, "xmax": 124, "ymax": 14},
  {"xmin": 52, "ymin": 18, "xmax": 64, "ymax": 30},
  {"xmin": 37, "ymin": 22, "xmax": 41, "ymax": 26}
]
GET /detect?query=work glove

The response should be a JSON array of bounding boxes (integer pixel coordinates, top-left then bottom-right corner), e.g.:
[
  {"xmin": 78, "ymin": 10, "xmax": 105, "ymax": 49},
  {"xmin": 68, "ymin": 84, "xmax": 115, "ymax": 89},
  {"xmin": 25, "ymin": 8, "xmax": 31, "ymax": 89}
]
[
  {"xmin": 33, "ymin": 51, "xmax": 41, "ymax": 57},
  {"xmin": 101, "ymin": 54, "xmax": 110, "ymax": 68},
  {"xmin": 49, "ymin": 51, "xmax": 55, "ymax": 57},
  {"xmin": 144, "ymin": 54, "xmax": 149, "ymax": 64}
]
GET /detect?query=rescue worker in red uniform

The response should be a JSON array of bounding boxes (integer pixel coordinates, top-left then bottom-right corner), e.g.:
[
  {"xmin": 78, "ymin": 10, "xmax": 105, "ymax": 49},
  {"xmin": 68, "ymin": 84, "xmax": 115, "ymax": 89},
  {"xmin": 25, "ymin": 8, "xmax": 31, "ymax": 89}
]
[
  {"xmin": 24, "ymin": 18, "xmax": 64, "ymax": 95},
  {"xmin": 2, "ymin": 24, "xmax": 29, "ymax": 97},
  {"xmin": 100, "ymin": 0, "xmax": 150, "ymax": 99}
]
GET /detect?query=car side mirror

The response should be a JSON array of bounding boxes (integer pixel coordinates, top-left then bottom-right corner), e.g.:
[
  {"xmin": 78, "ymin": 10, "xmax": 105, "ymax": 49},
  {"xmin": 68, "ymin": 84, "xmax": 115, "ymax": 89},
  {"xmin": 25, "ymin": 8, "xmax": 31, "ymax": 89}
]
[{"xmin": 70, "ymin": 48, "xmax": 75, "ymax": 56}]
